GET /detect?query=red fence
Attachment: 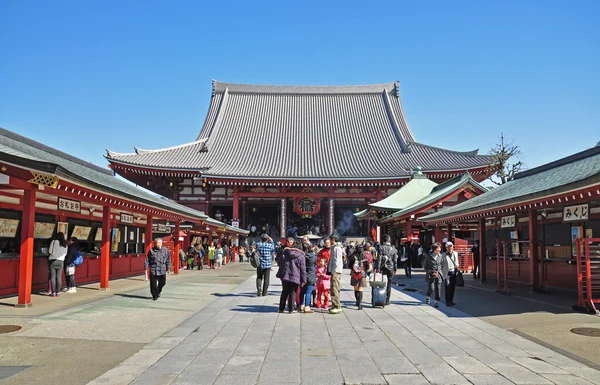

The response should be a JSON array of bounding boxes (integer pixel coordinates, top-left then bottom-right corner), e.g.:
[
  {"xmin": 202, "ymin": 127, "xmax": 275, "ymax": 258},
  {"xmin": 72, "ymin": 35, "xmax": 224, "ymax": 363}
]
[
  {"xmin": 495, "ymin": 239, "xmax": 545, "ymax": 294},
  {"xmin": 454, "ymin": 245, "xmax": 474, "ymax": 273},
  {"xmin": 575, "ymin": 238, "xmax": 600, "ymax": 314}
]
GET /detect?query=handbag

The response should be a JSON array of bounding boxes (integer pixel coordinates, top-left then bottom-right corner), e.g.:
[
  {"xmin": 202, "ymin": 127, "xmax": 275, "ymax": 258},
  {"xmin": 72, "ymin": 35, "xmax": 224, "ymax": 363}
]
[{"xmin": 456, "ymin": 271, "xmax": 465, "ymax": 287}]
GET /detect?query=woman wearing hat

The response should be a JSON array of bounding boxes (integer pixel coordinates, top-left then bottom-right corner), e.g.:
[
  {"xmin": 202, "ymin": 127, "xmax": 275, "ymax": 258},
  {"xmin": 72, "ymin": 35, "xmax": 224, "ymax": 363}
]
[{"xmin": 442, "ymin": 242, "xmax": 460, "ymax": 306}]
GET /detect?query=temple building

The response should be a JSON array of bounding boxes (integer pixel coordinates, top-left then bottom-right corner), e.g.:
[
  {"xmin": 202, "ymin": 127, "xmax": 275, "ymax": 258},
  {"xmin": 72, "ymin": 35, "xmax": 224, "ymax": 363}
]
[{"xmin": 106, "ymin": 81, "xmax": 495, "ymax": 239}]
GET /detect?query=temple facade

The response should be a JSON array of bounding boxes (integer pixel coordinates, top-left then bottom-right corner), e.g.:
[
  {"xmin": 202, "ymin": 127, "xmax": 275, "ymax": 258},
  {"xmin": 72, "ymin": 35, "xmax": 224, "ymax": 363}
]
[{"xmin": 106, "ymin": 81, "xmax": 495, "ymax": 239}]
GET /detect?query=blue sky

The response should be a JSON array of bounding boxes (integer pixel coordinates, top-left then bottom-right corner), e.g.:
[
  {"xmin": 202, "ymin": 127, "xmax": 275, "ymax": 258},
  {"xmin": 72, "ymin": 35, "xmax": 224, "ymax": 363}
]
[{"xmin": 1, "ymin": 1, "xmax": 598, "ymax": 172}]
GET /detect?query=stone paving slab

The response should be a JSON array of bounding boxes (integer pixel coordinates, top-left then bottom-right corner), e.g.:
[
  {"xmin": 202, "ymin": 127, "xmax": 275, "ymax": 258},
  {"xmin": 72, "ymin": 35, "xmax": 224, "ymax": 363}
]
[{"xmin": 87, "ymin": 269, "xmax": 600, "ymax": 385}]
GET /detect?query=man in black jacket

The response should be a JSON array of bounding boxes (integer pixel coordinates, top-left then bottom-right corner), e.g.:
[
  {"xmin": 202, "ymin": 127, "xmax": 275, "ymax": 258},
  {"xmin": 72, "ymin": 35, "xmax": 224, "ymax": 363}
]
[
  {"xmin": 375, "ymin": 234, "xmax": 399, "ymax": 306},
  {"xmin": 145, "ymin": 238, "xmax": 172, "ymax": 301}
]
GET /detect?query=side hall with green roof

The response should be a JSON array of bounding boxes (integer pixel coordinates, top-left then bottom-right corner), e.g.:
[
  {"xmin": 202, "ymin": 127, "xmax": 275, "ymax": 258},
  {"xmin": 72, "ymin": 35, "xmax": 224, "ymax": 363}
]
[{"xmin": 420, "ymin": 144, "xmax": 600, "ymax": 306}]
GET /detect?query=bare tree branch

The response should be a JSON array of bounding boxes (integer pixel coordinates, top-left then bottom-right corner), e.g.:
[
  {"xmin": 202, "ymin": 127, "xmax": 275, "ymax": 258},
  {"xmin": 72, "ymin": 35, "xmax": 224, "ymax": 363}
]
[{"xmin": 487, "ymin": 133, "xmax": 523, "ymax": 185}]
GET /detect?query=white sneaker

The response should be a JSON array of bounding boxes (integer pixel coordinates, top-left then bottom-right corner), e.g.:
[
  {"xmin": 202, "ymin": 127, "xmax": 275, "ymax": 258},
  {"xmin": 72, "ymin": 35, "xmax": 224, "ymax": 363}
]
[
  {"xmin": 61, "ymin": 287, "xmax": 69, "ymax": 292},
  {"xmin": 67, "ymin": 288, "xmax": 77, "ymax": 293}
]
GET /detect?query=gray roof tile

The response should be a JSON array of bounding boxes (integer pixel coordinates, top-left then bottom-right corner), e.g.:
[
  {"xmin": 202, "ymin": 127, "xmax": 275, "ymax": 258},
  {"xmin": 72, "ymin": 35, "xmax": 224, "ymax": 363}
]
[
  {"xmin": 107, "ymin": 81, "xmax": 494, "ymax": 180},
  {"xmin": 421, "ymin": 146, "xmax": 600, "ymax": 222}
]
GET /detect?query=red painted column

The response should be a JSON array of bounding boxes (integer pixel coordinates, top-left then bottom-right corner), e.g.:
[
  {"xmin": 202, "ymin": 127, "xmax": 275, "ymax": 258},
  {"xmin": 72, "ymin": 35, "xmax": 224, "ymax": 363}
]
[
  {"xmin": 174, "ymin": 221, "xmax": 180, "ymax": 274},
  {"xmin": 242, "ymin": 200, "xmax": 247, "ymax": 229},
  {"xmin": 100, "ymin": 205, "xmax": 111, "ymax": 290},
  {"xmin": 528, "ymin": 209, "xmax": 539, "ymax": 290},
  {"xmin": 145, "ymin": 215, "xmax": 153, "ymax": 255},
  {"xmin": 479, "ymin": 218, "xmax": 487, "ymax": 283},
  {"xmin": 232, "ymin": 187, "xmax": 239, "ymax": 222},
  {"xmin": 17, "ymin": 189, "xmax": 36, "ymax": 307},
  {"xmin": 434, "ymin": 226, "xmax": 443, "ymax": 244},
  {"xmin": 447, "ymin": 223, "xmax": 453, "ymax": 242}
]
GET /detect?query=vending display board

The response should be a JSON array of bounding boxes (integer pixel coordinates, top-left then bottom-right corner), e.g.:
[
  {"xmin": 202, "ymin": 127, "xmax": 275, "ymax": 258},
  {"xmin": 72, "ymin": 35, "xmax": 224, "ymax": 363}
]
[
  {"xmin": 71, "ymin": 226, "xmax": 92, "ymax": 240},
  {"xmin": 33, "ymin": 222, "xmax": 56, "ymax": 239},
  {"xmin": 0, "ymin": 219, "xmax": 19, "ymax": 238}
]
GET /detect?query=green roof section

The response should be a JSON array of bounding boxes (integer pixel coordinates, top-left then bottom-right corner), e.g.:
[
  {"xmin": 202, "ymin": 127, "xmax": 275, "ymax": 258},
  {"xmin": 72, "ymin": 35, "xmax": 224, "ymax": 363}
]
[
  {"xmin": 0, "ymin": 127, "xmax": 247, "ymax": 235},
  {"xmin": 379, "ymin": 172, "xmax": 487, "ymax": 223},
  {"xmin": 369, "ymin": 169, "xmax": 438, "ymax": 211},
  {"xmin": 420, "ymin": 145, "xmax": 600, "ymax": 222}
]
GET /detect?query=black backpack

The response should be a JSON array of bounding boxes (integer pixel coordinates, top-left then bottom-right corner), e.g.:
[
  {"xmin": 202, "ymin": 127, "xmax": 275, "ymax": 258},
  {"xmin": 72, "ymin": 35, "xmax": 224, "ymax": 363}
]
[{"xmin": 249, "ymin": 251, "xmax": 259, "ymax": 268}]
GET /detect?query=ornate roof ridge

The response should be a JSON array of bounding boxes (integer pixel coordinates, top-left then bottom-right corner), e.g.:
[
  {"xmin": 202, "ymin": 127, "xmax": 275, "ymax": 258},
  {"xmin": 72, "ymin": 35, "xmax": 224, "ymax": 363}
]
[
  {"xmin": 408, "ymin": 141, "xmax": 481, "ymax": 157},
  {"xmin": 106, "ymin": 138, "xmax": 207, "ymax": 158},
  {"xmin": 212, "ymin": 80, "xmax": 400, "ymax": 95}
]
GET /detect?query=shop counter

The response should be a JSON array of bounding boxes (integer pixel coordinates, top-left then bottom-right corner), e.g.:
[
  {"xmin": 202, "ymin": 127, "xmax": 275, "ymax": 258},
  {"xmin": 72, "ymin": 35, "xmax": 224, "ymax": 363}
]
[{"xmin": 0, "ymin": 252, "xmax": 147, "ymax": 297}]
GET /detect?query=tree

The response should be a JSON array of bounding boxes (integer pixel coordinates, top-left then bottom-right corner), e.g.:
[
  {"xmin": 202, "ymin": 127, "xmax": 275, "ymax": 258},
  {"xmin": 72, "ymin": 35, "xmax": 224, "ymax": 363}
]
[{"xmin": 486, "ymin": 133, "xmax": 523, "ymax": 185}]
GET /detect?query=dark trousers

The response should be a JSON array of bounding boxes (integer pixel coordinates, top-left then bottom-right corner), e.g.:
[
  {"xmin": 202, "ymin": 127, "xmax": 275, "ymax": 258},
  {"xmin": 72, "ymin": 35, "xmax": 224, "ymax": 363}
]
[
  {"xmin": 150, "ymin": 274, "xmax": 166, "ymax": 299},
  {"xmin": 49, "ymin": 260, "xmax": 64, "ymax": 293},
  {"xmin": 198, "ymin": 257, "xmax": 204, "ymax": 270},
  {"xmin": 256, "ymin": 268, "xmax": 271, "ymax": 296},
  {"xmin": 473, "ymin": 262, "xmax": 480, "ymax": 279},
  {"xmin": 426, "ymin": 277, "xmax": 442, "ymax": 300},
  {"xmin": 445, "ymin": 271, "xmax": 457, "ymax": 304},
  {"xmin": 384, "ymin": 269, "xmax": 394, "ymax": 305},
  {"xmin": 279, "ymin": 280, "xmax": 299, "ymax": 312},
  {"xmin": 404, "ymin": 256, "xmax": 412, "ymax": 277}
]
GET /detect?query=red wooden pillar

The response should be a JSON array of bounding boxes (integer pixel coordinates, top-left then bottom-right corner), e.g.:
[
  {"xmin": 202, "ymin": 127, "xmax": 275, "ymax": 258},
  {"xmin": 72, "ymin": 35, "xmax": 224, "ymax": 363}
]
[
  {"xmin": 145, "ymin": 215, "xmax": 153, "ymax": 254},
  {"xmin": 479, "ymin": 218, "xmax": 487, "ymax": 283},
  {"xmin": 100, "ymin": 205, "xmax": 111, "ymax": 290},
  {"xmin": 242, "ymin": 200, "xmax": 247, "ymax": 229},
  {"xmin": 174, "ymin": 221, "xmax": 180, "ymax": 274},
  {"xmin": 17, "ymin": 189, "xmax": 36, "ymax": 307},
  {"xmin": 447, "ymin": 223, "xmax": 453, "ymax": 242},
  {"xmin": 232, "ymin": 187, "xmax": 239, "ymax": 221},
  {"xmin": 528, "ymin": 209, "xmax": 539, "ymax": 290},
  {"xmin": 434, "ymin": 225, "xmax": 443, "ymax": 244}
]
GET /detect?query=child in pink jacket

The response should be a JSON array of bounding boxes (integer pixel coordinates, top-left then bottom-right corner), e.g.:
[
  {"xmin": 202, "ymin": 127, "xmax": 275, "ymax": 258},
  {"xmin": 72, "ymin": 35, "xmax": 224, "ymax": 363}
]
[{"xmin": 315, "ymin": 258, "xmax": 331, "ymax": 309}]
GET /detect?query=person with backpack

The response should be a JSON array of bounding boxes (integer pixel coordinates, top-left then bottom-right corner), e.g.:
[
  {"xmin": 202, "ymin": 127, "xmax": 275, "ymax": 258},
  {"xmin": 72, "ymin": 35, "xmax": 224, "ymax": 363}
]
[
  {"xmin": 63, "ymin": 237, "xmax": 80, "ymax": 293},
  {"xmin": 375, "ymin": 234, "xmax": 399, "ymax": 306},
  {"xmin": 256, "ymin": 234, "xmax": 275, "ymax": 297},
  {"xmin": 349, "ymin": 244, "xmax": 373, "ymax": 310}
]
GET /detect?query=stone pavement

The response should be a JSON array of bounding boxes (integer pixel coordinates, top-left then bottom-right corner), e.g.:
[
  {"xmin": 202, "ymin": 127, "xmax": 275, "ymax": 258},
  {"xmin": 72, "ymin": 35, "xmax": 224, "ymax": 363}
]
[{"xmin": 88, "ymin": 270, "xmax": 600, "ymax": 385}]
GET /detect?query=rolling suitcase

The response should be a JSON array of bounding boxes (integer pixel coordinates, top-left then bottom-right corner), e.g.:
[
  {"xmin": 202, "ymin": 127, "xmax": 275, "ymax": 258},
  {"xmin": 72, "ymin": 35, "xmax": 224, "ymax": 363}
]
[{"xmin": 370, "ymin": 270, "xmax": 387, "ymax": 308}]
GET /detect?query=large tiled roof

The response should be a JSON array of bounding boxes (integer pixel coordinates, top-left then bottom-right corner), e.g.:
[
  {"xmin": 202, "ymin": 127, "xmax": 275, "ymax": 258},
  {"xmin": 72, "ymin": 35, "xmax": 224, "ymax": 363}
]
[
  {"xmin": 0, "ymin": 127, "xmax": 244, "ymax": 233},
  {"xmin": 421, "ymin": 146, "xmax": 600, "ymax": 222},
  {"xmin": 379, "ymin": 172, "xmax": 488, "ymax": 223},
  {"xmin": 106, "ymin": 81, "xmax": 494, "ymax": 180}
]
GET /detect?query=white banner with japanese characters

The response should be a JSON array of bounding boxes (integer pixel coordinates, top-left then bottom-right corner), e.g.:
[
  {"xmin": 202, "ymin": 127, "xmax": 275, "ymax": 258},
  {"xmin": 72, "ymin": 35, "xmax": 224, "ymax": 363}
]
[
  {"xmin": 500, "ymin": 215, "xmax": 516, "ymax": 228},
  {"xmin": 563, "ymin": 204, "xmax": 589, "ymax": 222}
]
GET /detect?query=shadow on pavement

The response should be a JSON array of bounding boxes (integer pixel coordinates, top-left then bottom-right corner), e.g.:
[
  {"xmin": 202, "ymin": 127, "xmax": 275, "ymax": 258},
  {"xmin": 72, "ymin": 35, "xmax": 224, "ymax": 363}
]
[{"xmin": 114, "ymin": 294, "xmax": 151, "ymax": 300}]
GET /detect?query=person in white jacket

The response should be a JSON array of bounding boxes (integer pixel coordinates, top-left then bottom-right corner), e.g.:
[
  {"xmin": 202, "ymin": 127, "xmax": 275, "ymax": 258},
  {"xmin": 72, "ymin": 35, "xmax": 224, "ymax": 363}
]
[
  {"xmin": 328, "ymin": 234, "xmax": 346, "ymax": 314},
  {"xmin": 47, "ymin": 232, "xmax": 68, "ymax": 297},
  {"xmin": 442, "ymin": 242, "xmax": 460, "ymax": 306}
]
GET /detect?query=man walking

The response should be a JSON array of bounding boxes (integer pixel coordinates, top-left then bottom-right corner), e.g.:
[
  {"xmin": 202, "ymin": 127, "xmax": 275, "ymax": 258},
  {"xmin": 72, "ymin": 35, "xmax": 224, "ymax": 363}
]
[
  {"xmin": 472, "ymin": 240, "xmax": 480, "ymax": 279},
  {"xmin": 328, "ymin": 234, "xmax": 346, "ymax": 314},
  {"xmin": 376, "ymin": 234, "xmax": 398, "ymax": 306},
  {"xmin": 256, "ymin": 234, "xmax": 275, "ymax": 297},
  {"xmin": 145, "ymin": 238, "xmax": 171, "ymax": 301}
]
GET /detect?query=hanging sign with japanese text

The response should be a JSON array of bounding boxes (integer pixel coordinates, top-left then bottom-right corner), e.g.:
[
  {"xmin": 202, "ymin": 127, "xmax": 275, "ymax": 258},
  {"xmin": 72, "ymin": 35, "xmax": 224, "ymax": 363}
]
[
  {"xmin": 58, "ymin": 197, "xmax": 81, "ymax": 213},
  {"xmin": 500, "ymin": 215, "xmax": 516, "ymax": 228},
  {"xmin": 120, "ymin": 213, "xmax": 134, "ymax": 224},
  {"xmin": 563, "ymin": 204, "xmax": 589, "ymax": 222}
]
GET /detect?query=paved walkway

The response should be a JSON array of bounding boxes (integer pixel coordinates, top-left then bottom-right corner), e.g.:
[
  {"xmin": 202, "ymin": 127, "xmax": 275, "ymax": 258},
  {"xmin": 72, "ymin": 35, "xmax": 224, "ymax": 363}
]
[{"xmin": 88, "ymin": 271, "xmax": 600, "ymax": 385}]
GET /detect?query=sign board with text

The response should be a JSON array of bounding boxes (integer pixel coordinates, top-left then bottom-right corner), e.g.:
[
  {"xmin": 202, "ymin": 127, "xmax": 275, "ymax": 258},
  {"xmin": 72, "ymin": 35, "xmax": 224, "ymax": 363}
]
[
  {"xmin": 500, "ymin": 215, "xmax": 516, "ymax": 228},
  {"xmin": 563, "ymin": 204, "xmax": 589, "ymax": 222},
  {"xmin": 58, "ymin": 197, "xmax": 81, "ymax": 213},
  {"xmin": 120, "ymin": 213, "xmax": 134, "ymax": 224}
]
